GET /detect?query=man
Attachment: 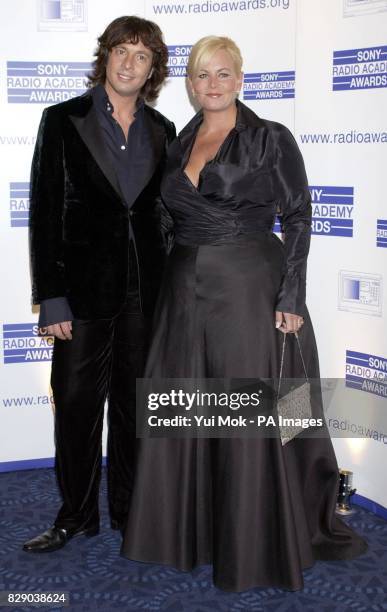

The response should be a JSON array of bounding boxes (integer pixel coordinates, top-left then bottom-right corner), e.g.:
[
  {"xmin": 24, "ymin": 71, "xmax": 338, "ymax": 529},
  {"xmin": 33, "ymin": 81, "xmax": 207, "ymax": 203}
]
[{"xmin": 24, "ymin": 16, "xmax": 175, "ymax": 552}]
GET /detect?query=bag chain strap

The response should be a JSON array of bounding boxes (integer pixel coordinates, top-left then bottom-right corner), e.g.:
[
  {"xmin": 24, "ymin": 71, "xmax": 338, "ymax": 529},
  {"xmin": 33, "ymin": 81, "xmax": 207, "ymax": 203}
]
[{"xmin": 277, "ymin": 332, "xmax": 309, "ymax": 399}]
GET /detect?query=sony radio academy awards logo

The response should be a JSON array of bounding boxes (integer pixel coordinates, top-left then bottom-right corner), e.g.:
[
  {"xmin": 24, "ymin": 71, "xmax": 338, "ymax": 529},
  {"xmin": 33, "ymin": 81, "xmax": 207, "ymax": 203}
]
[
  {"xmin": 346, "ymin": 350, "xmax": 387, "ymax": 398},
  {"xmin": 273, "ymin": 186, "xmax": 354, "ymax": 236},
  {"xmin": 343, "ymin": 0, "xmax": 387, "ymax": 18},
  {"xmin": 10, "ymin": 183, "xmax": 29, "ymax": 228},
  {"xmin": 376, "ymin": 219, "xmax": 387, "ymax": 247},
  {"xmin": 38, "ymin": 0, "xmax": 87, "ymax": 31},
  {"xmin": 7, "ymin": 61, "xmax": 90, "ymax": 104},
  {"xmin": 2, "ymin": 324, "xmax": 53, "ymax": 364},
  {"xmin": 338, "ymin": 271, "xmax": 382, "ymax": 316},
  {"xmin": 243, "ymin": 70, "xmax": 295, "ymax": 100},
  {"xmin": 333, "ymin": 44, "xmax": 387, "ymax": 91},
  {"xmin": 167, "ymin": 46, "xmax": 192, "ymax": 77},
  {"xmin": 310, "ymin": 186, "xmax": 353, "ymax": 236}
]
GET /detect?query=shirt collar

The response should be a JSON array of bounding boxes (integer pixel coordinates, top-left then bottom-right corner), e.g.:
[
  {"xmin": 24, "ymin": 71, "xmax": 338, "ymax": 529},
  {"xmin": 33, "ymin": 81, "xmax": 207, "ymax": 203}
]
[{"xmin": 92, "ymin": 83, "xmax": 144, "ymax": 118}]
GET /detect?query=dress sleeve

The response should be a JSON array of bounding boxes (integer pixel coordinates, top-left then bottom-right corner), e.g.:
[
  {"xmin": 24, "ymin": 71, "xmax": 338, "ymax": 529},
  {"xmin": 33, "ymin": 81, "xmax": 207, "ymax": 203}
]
[{"xmin": 273, "ymin": 124, "xmax": 312, "ymax": 316}]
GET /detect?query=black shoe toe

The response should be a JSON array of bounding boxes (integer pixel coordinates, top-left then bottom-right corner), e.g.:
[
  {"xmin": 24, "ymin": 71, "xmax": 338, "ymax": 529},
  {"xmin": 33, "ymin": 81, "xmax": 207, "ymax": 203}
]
[{"xmin": 23, "ymin": 527, "xmax": 68, "ymax": 553}]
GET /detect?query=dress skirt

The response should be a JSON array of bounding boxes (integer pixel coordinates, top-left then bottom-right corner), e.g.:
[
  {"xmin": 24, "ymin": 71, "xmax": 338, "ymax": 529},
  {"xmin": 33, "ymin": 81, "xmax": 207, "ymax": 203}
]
[{"xmin": 121, "ymin": 232, "xmax": 367, "ymax": 592}]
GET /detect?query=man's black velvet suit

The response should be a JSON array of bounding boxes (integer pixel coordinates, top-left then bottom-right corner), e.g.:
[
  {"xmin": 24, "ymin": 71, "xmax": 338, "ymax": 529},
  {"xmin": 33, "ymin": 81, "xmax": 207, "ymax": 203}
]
[
  {"xmin": 30, "ymin": 91, "xmax": 175, "ymax": 318},
  {"xmin": 29, "ymin": 90, "xmax": 175, "ymax": 533}
]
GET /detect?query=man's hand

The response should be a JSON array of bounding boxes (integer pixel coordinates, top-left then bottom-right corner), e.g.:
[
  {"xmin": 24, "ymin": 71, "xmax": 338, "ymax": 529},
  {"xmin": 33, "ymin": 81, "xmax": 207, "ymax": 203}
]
[
  {"xmin": 275, "ymin": 311, "xmax": 303, "ymax": 334},
  {"xmin": 40, "ymin": 321, "xmax": 72, "ymax": 340}
]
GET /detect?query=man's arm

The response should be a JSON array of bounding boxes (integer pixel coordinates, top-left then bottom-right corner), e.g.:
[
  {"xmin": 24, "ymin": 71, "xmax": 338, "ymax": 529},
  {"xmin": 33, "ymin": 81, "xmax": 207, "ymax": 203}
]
[
  {"xmin": 156, "ymin": 119, "xmax": 176, "ymax": 254},
  {"xmin": 29, "ymin": 107, "xmax": 74, "ymax": 340},
  {"xmin": 38, "ymin": 297, "xmax": 73, "ymax": 327},
  {"xmin": 39, "ymin": 298, "xmax": 73, "ymax": 340},
  {"xmin": 166, "ymin": 120, "xmax": 176, "ymax": 146},
  {"xmin": 29, "ymin": 107, "xmax": 66, "ymax": 304}
]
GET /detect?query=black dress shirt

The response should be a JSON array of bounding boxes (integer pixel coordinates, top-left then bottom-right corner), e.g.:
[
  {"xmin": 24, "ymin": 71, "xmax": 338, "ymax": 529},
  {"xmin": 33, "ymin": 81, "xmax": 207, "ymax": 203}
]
[{"xmin": 91, "ymin": 83, "xmax": 148, "ymax": 207}]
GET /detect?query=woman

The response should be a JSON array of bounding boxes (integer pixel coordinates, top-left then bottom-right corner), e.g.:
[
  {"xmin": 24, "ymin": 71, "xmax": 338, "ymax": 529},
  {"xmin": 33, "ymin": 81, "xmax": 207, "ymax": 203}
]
[{"xmin": 121, "ymin": 36, "xmax": 367, "ymax": 592}]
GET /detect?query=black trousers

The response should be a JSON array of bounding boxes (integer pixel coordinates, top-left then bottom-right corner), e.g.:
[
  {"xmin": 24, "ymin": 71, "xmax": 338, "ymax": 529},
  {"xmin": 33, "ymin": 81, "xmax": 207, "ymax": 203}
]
[{"xmin": 51, "ymin": 249, "xmax": 149, "ymax": 532}]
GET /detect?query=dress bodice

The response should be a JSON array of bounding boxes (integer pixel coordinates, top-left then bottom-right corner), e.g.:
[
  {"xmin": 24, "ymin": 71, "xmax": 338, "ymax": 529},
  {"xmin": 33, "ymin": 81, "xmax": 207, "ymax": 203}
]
[
  {"xmin": 160, "ymin": 100, "xmax": 312, "ymax": 315},
  {"xmin": 161, "ymin": 118, "xmax": 278, "ymax": 245}
]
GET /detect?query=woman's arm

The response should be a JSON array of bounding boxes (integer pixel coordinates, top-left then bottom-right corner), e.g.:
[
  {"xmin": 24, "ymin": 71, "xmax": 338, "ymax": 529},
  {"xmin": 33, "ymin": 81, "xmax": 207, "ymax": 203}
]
[{"xmin": 273, "ymin": 124, "xmax": 312, "ymax": 318}]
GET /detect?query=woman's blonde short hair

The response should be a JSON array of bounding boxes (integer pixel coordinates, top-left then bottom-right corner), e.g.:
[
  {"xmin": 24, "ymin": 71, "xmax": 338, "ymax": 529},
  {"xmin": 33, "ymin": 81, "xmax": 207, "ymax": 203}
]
[{"xmin": 187, "ymin": 36, "xmax": 243, "ymax": 78}]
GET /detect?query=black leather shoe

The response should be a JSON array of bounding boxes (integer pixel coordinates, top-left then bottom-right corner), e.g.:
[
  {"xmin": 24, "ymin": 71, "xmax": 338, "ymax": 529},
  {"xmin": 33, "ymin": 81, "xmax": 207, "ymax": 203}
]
[{"xmin": 22, "ymin": 525, "xmax": 99, "ymax": 553}]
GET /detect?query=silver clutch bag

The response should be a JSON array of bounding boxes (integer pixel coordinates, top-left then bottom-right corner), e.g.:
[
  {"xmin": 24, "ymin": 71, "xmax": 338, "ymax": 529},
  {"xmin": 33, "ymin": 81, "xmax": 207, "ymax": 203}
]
[{"xmin": 277, "ymin": 332, "xmax": 311, "ymax": 446}]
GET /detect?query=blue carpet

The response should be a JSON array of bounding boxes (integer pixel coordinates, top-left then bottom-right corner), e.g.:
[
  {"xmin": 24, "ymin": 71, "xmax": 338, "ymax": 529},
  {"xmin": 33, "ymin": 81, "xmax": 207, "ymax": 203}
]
[{"xmin": 0, "ymin": 468, "xmax": 386, "ymax": 611}]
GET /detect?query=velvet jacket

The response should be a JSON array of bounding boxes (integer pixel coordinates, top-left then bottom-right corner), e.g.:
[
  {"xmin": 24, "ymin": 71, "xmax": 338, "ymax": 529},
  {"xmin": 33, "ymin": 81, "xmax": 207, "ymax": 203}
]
[{"xmin": 29, "ymin": 91, "xmax": 176, "ymax": 319}]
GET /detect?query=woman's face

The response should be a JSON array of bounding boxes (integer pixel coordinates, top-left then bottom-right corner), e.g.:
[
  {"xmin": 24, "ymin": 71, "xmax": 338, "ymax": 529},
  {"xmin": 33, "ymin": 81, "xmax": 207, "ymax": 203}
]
[{"xmin": 189, "ymin": 49, "xmax": 243, "ymax": 112}]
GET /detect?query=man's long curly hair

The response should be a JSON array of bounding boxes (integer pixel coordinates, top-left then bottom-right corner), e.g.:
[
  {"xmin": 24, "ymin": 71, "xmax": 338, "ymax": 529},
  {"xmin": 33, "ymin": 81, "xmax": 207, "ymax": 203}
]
[{"xmin": 88, "ymin": 16, "xmax": 169, "ymax": 103}]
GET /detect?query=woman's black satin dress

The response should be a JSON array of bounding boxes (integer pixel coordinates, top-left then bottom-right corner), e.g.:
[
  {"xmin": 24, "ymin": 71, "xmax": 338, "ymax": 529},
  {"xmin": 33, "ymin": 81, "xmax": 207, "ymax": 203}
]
[{"xmin": 121, "ymin": 101, "xmax": 367, "ymax": 592}]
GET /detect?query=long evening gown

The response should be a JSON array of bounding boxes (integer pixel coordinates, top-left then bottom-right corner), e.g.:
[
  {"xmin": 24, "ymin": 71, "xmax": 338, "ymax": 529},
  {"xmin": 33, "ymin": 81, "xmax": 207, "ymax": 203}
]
[{"xmin": 121, "ymin": 100, "xmax": 367, "ymax": 592}]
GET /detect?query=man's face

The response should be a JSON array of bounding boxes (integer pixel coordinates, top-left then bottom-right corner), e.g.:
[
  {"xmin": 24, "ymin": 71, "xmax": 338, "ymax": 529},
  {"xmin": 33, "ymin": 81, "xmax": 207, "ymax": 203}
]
[{"xmin": 105, "ymin": 40, "xmax": 153, "ymax": 100}]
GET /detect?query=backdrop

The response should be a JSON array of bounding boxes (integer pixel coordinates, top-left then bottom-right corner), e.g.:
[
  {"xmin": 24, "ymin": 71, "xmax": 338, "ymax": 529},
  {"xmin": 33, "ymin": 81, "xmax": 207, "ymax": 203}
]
[{"xmin": 1, "ymin": 0, "xmax": 386, "ymax": 509}]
